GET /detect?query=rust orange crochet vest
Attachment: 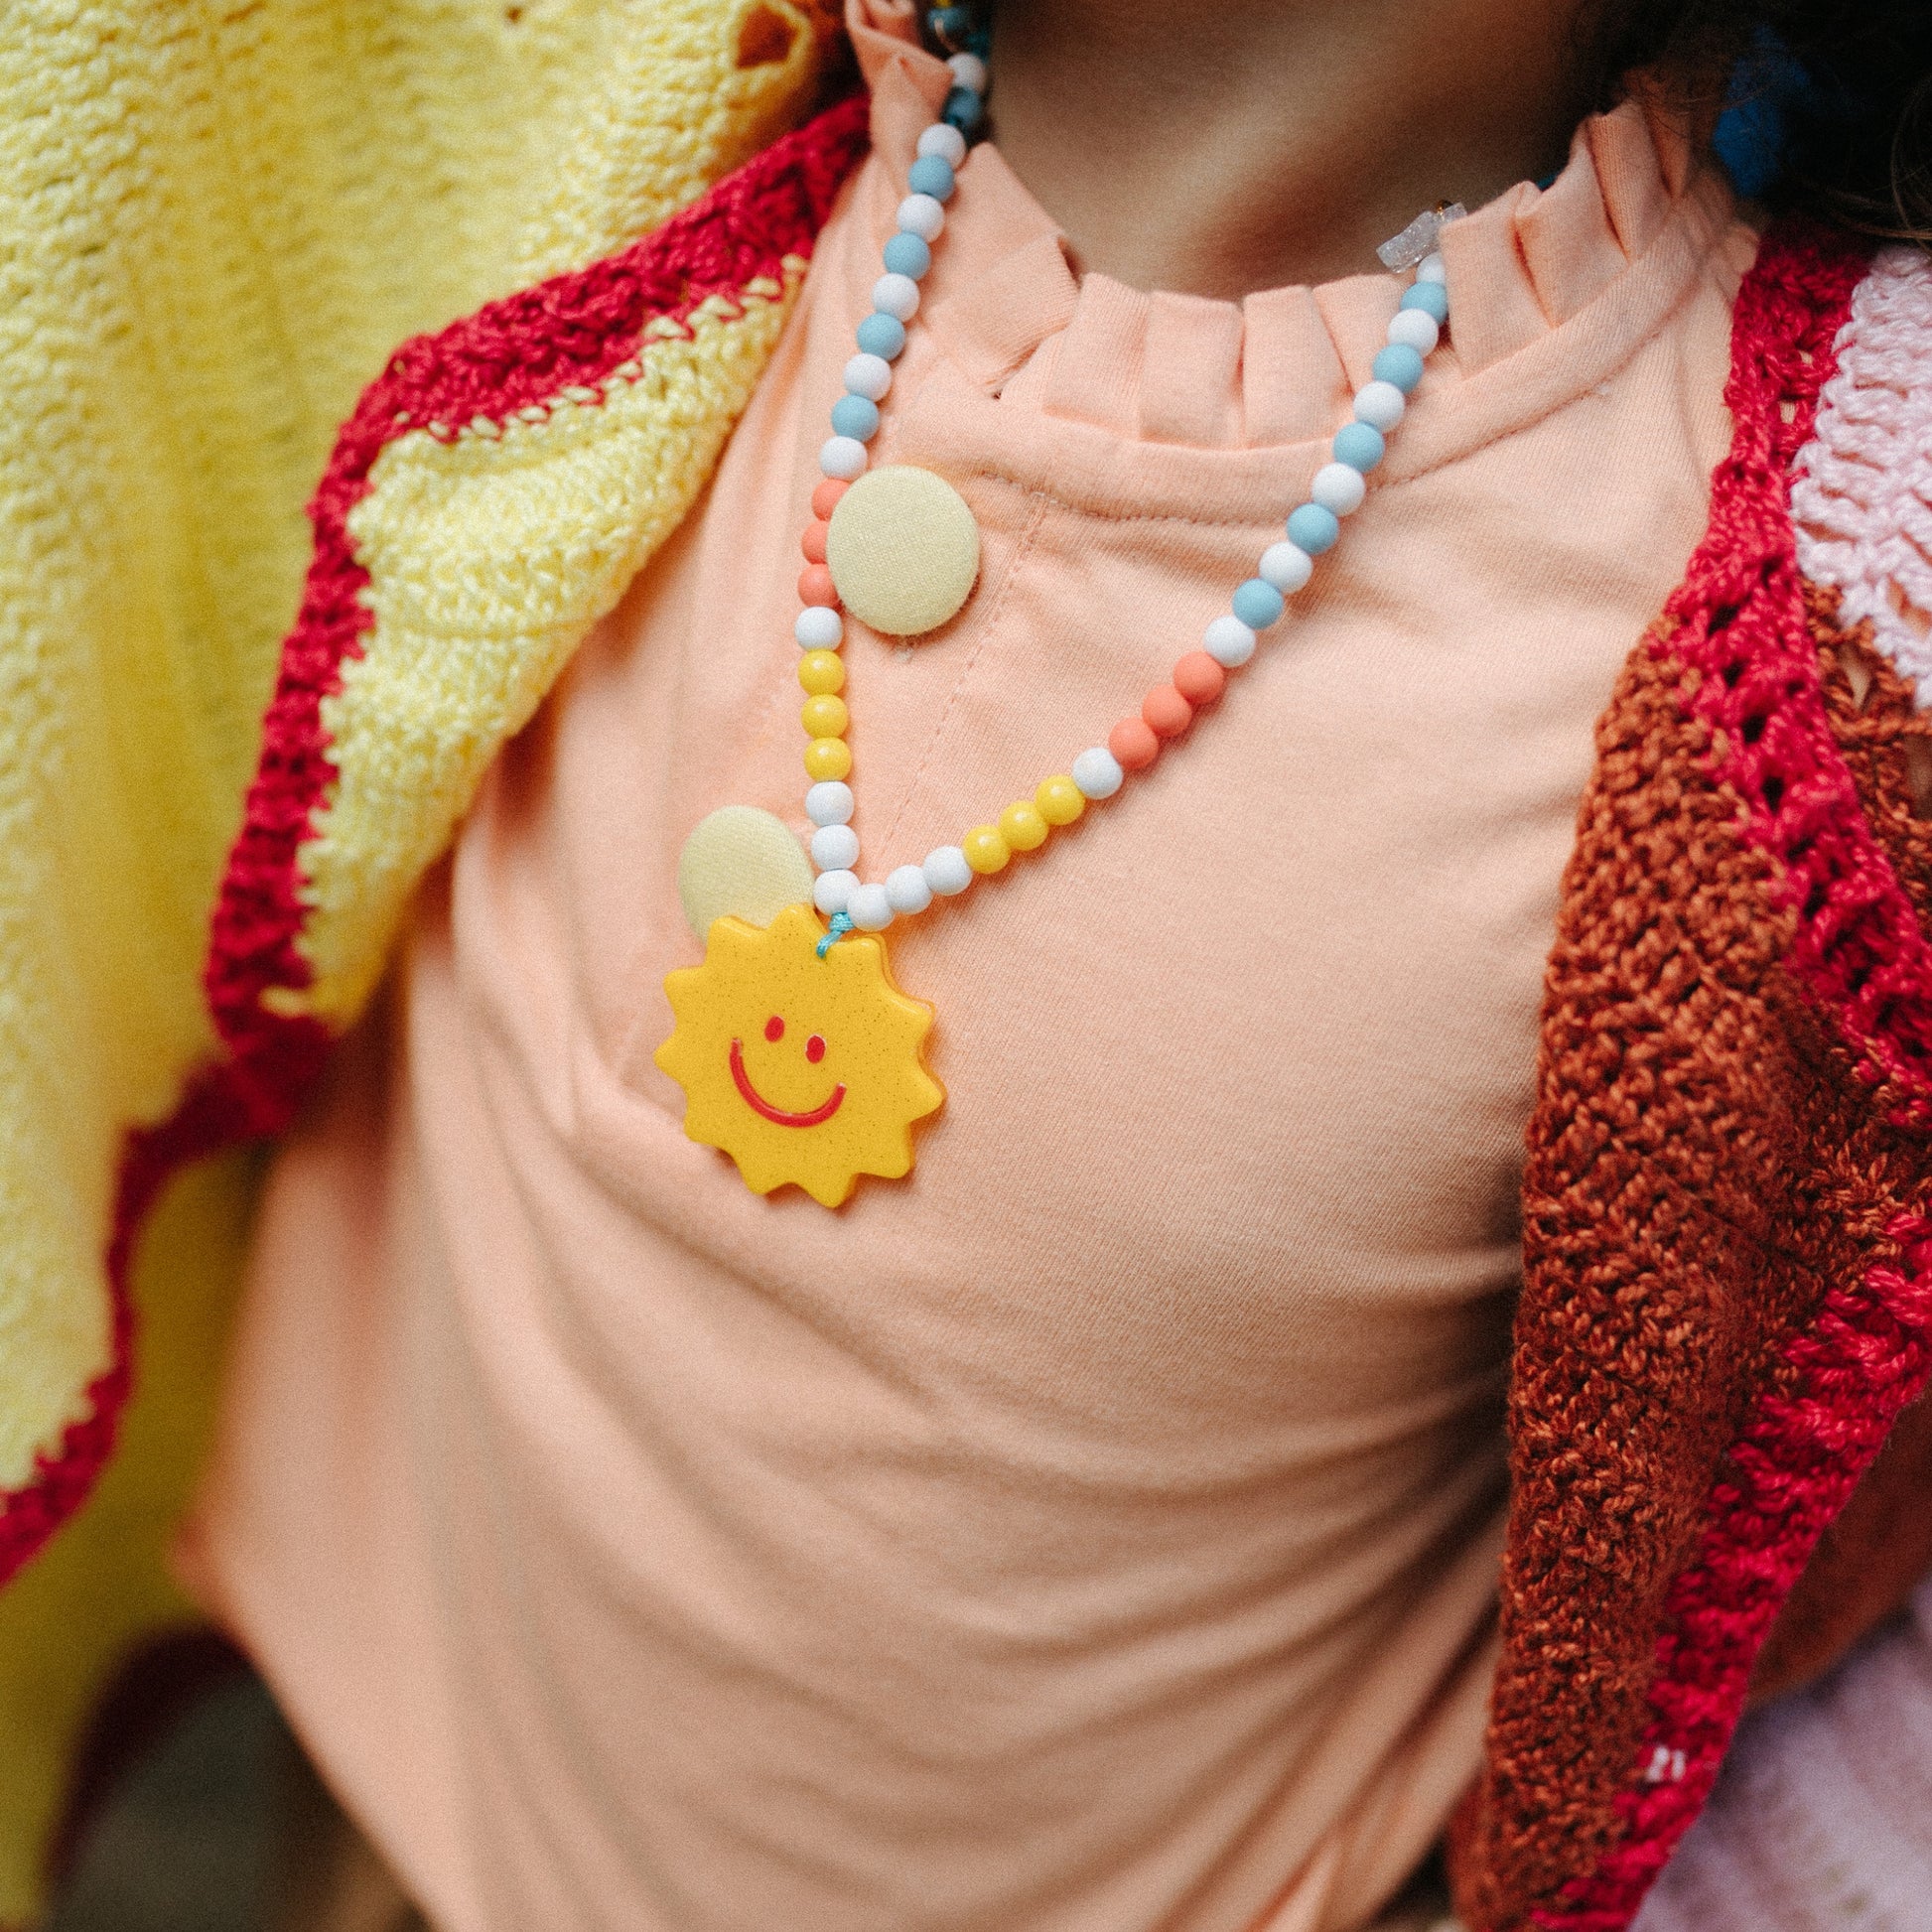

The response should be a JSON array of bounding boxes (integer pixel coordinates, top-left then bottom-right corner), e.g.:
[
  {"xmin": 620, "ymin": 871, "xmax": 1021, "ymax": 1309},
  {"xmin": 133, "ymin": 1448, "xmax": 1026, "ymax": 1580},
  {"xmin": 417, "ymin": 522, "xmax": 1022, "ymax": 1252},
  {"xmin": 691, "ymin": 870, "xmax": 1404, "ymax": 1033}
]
[{"xmin": 4, "ymin": 98, "xmax": 1929, "ymax": 1930}]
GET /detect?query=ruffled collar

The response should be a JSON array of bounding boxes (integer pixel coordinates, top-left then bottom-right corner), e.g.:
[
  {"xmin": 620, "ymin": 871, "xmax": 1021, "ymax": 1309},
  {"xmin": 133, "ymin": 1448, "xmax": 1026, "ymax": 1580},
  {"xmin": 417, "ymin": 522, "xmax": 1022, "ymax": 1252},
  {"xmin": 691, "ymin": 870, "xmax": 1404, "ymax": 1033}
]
[{"xmin": 847, "ymin": 0, "xmax": 1731, "ymax": 452}]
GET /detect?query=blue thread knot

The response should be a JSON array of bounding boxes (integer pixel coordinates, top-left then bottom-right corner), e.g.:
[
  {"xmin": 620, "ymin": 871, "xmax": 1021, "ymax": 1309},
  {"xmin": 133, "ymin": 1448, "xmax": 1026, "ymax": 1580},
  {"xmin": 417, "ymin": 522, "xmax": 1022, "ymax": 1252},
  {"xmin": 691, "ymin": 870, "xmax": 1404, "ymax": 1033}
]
[{"xmin": 816, "ymin": 911, "xmax": 854, "ymax": 958}]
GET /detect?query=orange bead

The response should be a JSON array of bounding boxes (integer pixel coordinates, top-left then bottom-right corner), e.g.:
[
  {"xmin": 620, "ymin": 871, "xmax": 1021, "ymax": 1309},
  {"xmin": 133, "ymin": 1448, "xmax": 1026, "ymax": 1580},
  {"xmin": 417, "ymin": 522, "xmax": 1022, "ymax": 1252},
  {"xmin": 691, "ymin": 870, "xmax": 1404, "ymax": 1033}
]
[
  {"xmin": 811, "ymin": 477, "xmax": 850, "ymax": 520},
  {"xmin": 1108, "ymin": 717, "xmax": 1161, "ymax": 771},
  {"xmin": 1172, "ymin": 650, "xmax": 1226, "ymax": 706},
  {"xmin": 1142, "ymin": 685, "xmax": 1193, "ymax": 739},
  {"xmin": 798, "ymin": 564, "xmax": 838, "ymax": 608},
  {"xmin": 800, "ymin": 519, "xmax": 830, "ymax": 564}
]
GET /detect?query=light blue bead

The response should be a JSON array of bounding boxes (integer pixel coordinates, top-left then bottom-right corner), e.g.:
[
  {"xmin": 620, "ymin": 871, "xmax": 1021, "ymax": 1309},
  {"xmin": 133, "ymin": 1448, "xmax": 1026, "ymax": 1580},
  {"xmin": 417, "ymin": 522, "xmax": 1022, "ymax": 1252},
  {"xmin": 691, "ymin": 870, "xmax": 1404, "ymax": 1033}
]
[
  {"xmin": 1373, "ymin": 344, "xmax": 1426, "ymax": 393},
  {"xmin": 1401, "ymin": 281, "xmax": 1449, "ymax": 324},
  {"xmin": 1331, "ymin": 421, "xmax": 1386, "ymax": 473},
  {"xmin": 830, "ymin": 393, "xmax": 881, "ymax": 441},
  {"xmin": 1286, "ymin": 502, "xmax": 1339, "ymax": 555},
  {"xmin": 942, "ymin": 85, "xmax": 984, "ymax": 131},
  {"xmin": 906, "ymin": 154, "xmax": 956, "ymax": 203},
  {"xmin": 1230, "ymin": 578, "xmax": 1286, "ymax": 629},
  {"xmin": 882, "ymin": 231, "xmax": 932, "ymax": 279},
  {"xmin": 856, "ymin": 311, "xmax": 906, "ymax": 359}
]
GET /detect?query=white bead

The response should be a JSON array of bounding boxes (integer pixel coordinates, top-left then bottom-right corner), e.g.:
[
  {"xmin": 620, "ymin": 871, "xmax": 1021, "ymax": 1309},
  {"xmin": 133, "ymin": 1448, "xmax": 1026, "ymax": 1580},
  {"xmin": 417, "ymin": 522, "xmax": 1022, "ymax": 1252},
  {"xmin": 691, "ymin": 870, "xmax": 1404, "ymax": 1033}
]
[
  {"xmin": 1259, "ymin": 541, "xmax": 1314, "ymax": 595},
  {"xmin": 885, "ymin": 863, "xmax": 933, "ymax": 914},
  {"xmin": 843, "ymin": 351, "xmax": 893, "ymax": 401},
  {"xmin": 1071, "ymin": 747, "xmax": 1124, "ymax": 799},
  {"xmin": 872, "ymin": 272, "xmax": 921, "ymax": 322},
  {"xmin": 897, "ymin": 194, "xmax": 946, "ymax": 242},
  {"xmin": 946, "ymin": 52, "xmax": 989, "ymax": 93},
  {"xmin": 846, "ymin": 883, "xmax": 894, "ymax": 931},
  {"xmin": 820, "ymin": 436, "xmax": 869, "ymax": 481},
  {"xmin": 1353, "ymin": 380, "xmax": 1407, "ymax": 432},
  {"xmin": 795, "ymin": 606, "xmax": 844, "ymax": 649},
  {"xmin": 1311, "ymin": 462, "xmax": 1367, "ymax": 516},
  {"xmin": 916, "ymin": 122, "xmax": 968, "ymax": 167},
  {"xmin": 810, "ymin": 822, "xmax": 861, "ymax": 871},
  {"xmin": 805, "ymin": 780, "xmax": 854, "ymax": 826},
  {"xmin": 1417, "ymin": 251, "xmax": 1448, "ymax": 285},
  {"xmin": 813, "ymin": 869, "xmax": 858, "ymax": 914},
  {"xmin": 1386, "ymin": 308, "xmax": 1440, "ymax": 354},
  {"xmin": 922, "ymin": 845, "xmax": 973, "ymax": 896},
  {"xmin": 1203, "ymin": 615, "xmax": 1258, "ymax": 668}
]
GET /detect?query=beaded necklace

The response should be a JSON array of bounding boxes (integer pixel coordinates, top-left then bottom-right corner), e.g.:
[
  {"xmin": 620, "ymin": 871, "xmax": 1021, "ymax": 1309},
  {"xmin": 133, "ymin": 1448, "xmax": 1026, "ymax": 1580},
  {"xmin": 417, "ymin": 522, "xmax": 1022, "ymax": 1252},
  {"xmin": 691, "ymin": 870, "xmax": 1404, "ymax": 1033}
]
[{"xmin": 654, "ymin": 29, "xmax": 1456, "ymax": 1207}]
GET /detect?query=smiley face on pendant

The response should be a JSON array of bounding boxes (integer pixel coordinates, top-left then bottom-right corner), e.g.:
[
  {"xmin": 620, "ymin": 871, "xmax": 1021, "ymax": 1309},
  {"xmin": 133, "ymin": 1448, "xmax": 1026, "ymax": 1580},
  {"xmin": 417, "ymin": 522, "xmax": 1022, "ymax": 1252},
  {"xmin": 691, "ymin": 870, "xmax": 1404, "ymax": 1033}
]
[
  {"xmin": 731, "ymin": 1013, "xmax": 845, "ymax": 1127},
  {"xmin": 655, "ymin": 903, "xmax": 944, "ymax": 1206}
]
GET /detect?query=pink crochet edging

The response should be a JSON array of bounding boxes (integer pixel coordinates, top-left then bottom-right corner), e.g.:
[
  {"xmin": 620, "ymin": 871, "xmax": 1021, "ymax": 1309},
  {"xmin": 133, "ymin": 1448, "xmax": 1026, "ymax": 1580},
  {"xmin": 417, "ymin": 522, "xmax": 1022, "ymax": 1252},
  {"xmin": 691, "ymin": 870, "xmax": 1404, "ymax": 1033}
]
[
  {"xmin": 1792, "ymin": 247, "xmax": 1932, "ymax": 704},
  {"xmin": 1536, "ymin": 225, "xmax": 1932, "ymax": 1929}
]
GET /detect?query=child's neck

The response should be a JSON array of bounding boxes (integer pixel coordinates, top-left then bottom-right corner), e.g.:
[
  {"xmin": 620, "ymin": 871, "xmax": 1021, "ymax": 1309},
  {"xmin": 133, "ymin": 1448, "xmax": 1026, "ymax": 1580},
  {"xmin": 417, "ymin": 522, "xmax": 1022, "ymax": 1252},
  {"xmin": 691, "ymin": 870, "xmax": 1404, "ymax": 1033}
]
[{"xmin": 987, "ymin": 0, "xmax": 1607, "ymax": 300}]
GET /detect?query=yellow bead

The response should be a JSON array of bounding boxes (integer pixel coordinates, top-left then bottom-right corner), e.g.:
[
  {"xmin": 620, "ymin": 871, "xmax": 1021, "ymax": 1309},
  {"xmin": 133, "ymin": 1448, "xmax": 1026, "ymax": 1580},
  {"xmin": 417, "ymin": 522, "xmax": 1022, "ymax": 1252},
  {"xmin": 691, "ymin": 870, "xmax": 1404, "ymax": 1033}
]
[
  {"xmin": 1035, "ymin": 775, "xmax": 1086, "ymax": 827},
  {"xmin": 804, "ymin": 737, "xmax": 852, "ymax": 781},
  {"xmin": 999, "ymin": 801, "xmax": 1048, "ymax": 851},
  {"xmin": 798, "ymin": 650, "xmax": 846, "ymax": 696},
  {"xmin": 962, "ymin": 824, "xmax": 1010, "ymax": 874},
  {"xmin": 801, "ymin": 693, "xmax": 850, "ymax": 738}
]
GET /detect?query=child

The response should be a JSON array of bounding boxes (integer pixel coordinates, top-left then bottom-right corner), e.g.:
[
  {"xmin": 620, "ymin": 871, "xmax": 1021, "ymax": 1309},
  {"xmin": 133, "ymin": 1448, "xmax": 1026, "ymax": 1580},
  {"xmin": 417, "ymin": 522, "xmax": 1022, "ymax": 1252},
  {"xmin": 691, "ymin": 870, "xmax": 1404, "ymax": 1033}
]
[{"xmin": 13, "ymin": 0, "xmax": 1932, "ymax": 1926}]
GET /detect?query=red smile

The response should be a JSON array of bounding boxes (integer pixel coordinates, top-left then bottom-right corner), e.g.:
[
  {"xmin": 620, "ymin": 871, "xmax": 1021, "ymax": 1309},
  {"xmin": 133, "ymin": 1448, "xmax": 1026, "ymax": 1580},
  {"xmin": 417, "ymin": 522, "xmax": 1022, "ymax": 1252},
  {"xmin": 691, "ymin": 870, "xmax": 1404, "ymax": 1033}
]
[{"xmin": 730, "ymin": 1038, "xmax": 846, "ymax": 1128}]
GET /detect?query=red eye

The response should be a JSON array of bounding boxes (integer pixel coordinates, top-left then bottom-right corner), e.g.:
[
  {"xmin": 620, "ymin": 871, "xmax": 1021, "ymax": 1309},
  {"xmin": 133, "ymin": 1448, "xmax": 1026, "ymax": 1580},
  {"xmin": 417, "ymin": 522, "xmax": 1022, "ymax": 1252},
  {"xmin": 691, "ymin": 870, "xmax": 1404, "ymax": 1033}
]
[
  {"xmin": 805, "ymin": 1035, "xmax": 826, "ymax": 1063},
  {"xmin": 764, "ymin": 1016, "xmax": 785, "ymax": 1042}
]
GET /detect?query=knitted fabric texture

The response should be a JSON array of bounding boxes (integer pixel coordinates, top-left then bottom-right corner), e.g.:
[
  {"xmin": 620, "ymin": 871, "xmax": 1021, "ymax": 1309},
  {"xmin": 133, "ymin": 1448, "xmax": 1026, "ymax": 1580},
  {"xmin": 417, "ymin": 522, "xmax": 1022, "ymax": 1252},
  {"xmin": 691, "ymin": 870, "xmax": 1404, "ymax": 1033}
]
[
  {"xmin": 1448, "ymin": 222, "xmax": 1932, "ymax": 1931},
  {"xmin": 0, "ymin": 5, "xmax": 845, "ymax": 1916},
  {"xmin": 4, "ymin": 49, "xmax": 1932, "ymax": 1930},
  {"xmin": 1792, "ymin": 248, "xmax": 1932, "ymax": 704}
]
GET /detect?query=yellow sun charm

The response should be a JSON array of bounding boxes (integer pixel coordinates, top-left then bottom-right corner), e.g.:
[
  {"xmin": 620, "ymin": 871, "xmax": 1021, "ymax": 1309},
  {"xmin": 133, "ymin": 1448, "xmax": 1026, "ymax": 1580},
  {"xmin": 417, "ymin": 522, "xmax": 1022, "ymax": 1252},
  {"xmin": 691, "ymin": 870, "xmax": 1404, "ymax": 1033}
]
[{"xmin": 654, "ymin": 902, "xmax": 945, "ymax": 1207}]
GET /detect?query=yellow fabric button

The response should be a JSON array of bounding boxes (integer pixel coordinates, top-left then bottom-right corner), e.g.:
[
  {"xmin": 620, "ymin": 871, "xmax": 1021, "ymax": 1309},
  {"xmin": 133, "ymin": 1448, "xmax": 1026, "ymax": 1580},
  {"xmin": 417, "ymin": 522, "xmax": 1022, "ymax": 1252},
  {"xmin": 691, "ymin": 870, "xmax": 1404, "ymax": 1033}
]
[
  {"xmin": 998, "ymin": 801, "xmax": 1047, "ymax": 851},
  {"xmin": 805, "ymin": 738, "xmax": 852, "ymax": 781},
  {"xmin": 675, "ymin": 806, "xmax": 814, "ymax": 942},
  {"xmin": 801, "ymin": 693, "xmax": 849, "ymax": 738},
  {"xmin": 962, "ymin": 824, "xmax": 1010, "ymax": 874},
  {"xmin": 826, "ymin": 465, "xmax": 981, "ymax": 636},
  {"xmin": 797, "ymin": 650, "xmax": 845, "ymax": 695},
  {"xmin": 1035, "ymin": 774, "xmax": 1085, "ymax": 826}
]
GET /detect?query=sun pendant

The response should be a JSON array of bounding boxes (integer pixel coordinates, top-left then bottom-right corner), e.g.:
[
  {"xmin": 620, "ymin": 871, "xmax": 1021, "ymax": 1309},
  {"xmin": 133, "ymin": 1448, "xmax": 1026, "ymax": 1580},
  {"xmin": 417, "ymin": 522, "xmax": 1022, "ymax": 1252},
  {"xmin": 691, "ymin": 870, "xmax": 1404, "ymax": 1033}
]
[{"xmin": 654, "ymin": 902, "xmax": 945, "ymax": 1207}]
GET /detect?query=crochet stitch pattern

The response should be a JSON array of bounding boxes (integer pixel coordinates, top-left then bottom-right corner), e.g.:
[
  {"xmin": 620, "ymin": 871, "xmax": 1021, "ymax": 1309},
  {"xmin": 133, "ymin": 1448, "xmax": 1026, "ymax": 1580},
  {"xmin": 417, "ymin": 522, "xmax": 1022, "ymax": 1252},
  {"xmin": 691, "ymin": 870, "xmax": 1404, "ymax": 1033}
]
[
  {"xmin": 1792, "ymin": 248, "xmax": 1932, "ymax": 706},
  {"xmin": 1452, "ymin": 222, "xmax": 1932, "ymax": 1932},
  {"xmin": 0, "ymin": 94, "xmax": 870, "ymax": 1596}
]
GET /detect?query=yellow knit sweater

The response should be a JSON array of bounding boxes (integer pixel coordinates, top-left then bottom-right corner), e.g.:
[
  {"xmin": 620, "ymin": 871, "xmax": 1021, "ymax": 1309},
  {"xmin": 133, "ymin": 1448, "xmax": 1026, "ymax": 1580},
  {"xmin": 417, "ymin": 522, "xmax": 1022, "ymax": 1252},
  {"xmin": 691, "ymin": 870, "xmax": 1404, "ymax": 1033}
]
[{"xmin": 0, "ymin": 2, "xmax": 839, "ymax": 1913}]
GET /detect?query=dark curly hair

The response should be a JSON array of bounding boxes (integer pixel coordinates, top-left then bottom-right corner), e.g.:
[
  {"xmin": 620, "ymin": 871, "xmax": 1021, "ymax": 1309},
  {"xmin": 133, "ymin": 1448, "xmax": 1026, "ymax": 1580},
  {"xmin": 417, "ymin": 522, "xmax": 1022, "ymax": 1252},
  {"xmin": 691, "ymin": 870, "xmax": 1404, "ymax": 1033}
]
[{"xmin": 1596, "ymin": 1, "xmax": 1932, "ymax": 238}]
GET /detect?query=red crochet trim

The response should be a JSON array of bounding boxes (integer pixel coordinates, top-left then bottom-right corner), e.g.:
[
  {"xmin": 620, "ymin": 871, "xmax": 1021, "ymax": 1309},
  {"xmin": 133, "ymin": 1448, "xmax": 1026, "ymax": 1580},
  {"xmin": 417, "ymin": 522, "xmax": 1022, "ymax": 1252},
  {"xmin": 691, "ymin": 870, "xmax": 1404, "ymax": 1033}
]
[
  {"xmin": 0, "ymin": 94, "xmax": 869, "ymax": 1587},
  {"xmin": 1534, "ymin": 223, "xmax": 1932, "ymax": 1928},
  {"xmin": 0, "ymin": 1066, "xmax": 254, "ymax": 1588},
  {"xmin": 207, "ymin": 89, "xmax": 870, "ymax": 1098}
]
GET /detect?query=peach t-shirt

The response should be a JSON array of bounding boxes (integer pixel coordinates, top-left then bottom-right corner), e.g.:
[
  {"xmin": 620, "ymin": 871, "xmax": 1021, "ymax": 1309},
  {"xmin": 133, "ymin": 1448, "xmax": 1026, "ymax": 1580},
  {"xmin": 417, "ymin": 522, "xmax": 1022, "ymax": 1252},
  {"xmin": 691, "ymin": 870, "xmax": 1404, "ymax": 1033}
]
[{"xmin": 189, "ymin": 11, "xmax": 1753, "ymax": 1930}]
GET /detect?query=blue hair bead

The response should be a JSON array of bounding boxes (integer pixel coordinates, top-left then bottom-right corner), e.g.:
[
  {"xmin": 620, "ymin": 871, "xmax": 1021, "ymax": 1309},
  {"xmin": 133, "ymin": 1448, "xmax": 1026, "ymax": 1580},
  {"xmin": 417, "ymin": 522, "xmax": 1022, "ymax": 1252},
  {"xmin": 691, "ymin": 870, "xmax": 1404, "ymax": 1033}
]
[
  {"xmin": 1286, "ymin": 503, "xmax": 1339, "ymax": 555},
  {"xmin": 929, "ymin": 5, "xmax": 973, "ymax": 46},
  {"xmin": 829, "ymin": 393, "xmax": 881, "ymax": 442},
  {"xmin": 1231, "ymin": 578, "xmax": 1286, "ymax": 629},
  {"xmin": 855, "ymin": 311, "xmax": 907, "ymax": 359},
  {"xmin": 1400, "ymin": 281, "xmax": 1449, "ymax": 324},
  {"xmin": 906, "ymin": 154, "xmax": 956, "ymax": 203},
  {"xmin": 1330, "ymin": 421, "xmax": 1386, "ymax": 474},
  {"xmin": 1372, "ymin": 344, "xmax": 1426, "ymax": 393},
  {"xmin": 882, "ymin": 231, "xmax": 932, "ymax": 279},
  {"xmin": 942, "ymin": 85, "xmax": 985, "ymax": 131}
]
